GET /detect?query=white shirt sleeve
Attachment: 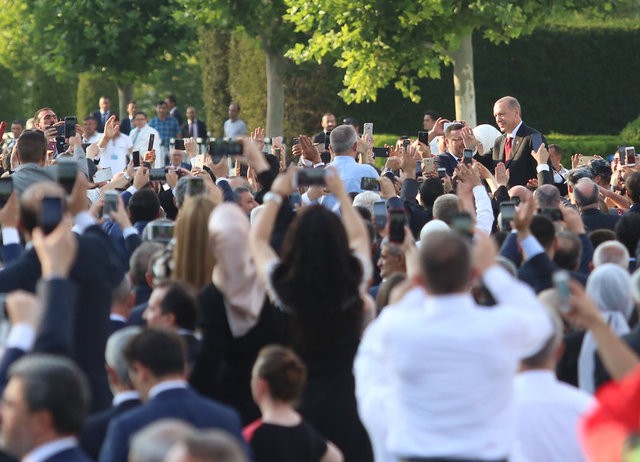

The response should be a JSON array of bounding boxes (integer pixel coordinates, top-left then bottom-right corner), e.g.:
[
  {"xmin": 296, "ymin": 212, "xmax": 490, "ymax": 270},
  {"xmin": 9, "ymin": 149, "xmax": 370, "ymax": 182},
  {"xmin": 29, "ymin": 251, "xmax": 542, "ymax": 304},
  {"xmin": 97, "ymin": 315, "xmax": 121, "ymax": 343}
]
[
  {"xmin": 472, "ymin": 185, "xmax": 494, "ymax": 235},
  {"xmin": 2, "ymin": 228, "xmax": 20, "ymax": 245}
]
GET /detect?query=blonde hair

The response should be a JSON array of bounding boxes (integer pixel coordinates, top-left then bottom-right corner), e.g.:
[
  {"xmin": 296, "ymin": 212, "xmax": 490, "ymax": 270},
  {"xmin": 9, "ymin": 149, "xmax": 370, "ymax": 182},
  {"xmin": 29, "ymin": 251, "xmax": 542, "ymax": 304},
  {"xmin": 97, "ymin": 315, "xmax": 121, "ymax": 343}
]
[{"xmin": 172, "ymin": 196, "xmax": 216, "ymax": 290}]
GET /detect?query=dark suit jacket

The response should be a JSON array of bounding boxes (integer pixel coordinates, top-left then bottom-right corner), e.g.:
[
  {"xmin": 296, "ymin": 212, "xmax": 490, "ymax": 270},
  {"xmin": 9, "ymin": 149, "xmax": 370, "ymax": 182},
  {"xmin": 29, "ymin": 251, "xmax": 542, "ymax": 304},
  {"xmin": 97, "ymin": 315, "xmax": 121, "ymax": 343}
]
[
  {"xmin": 181, "ymin": 120, "xmax": 207, "ymax": 139},
  {"xmin": 0, "ymin": 227, "xmax": 123, "ymax": 412},
  {"xmin": 581, "ymin": 208, "xmax": 621, "ymax": 232},
  {"xmin": 44, "ymin": 446, "xmax": 93, "ymax": 462},
  {"xmin": 436, "ymin": 152, "xmax": 459, "ymax": 177},
  {"xmin": 98, "ymin": 387, "xmax": 247, "ymax": 462},
  {"xmin": 92, "ymin": 111, "xmax": 112, "ymax": 133},
  {"xmin": 119, "ymin": 117, "xmax": 133, "ymax": 135},
  {"xmin": 170, "ymin": 108, "xmax": 184, "ymax": 127},
  {"xmin": 400, "ymin": 178, "xmax": 432, "ymax": 239},
  {"xmin": 80, "ymin": 397, "xmax": 141, "ymax": 460},
  {"xmin": 518, "ymin": 252, "xmax": 587, "ymax": 294},
  {"xmin": 485, "ymin": 123, "xmax": 547, "ymax": 188}
]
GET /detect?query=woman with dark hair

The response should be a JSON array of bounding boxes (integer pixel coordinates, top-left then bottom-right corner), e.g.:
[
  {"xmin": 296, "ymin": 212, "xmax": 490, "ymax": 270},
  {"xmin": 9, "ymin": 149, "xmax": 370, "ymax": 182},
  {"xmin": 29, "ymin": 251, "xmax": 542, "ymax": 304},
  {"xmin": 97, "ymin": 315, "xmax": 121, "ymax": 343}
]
[{"xmin": 250, "ymin": 167, "xmax": 374, "ymax": 461}]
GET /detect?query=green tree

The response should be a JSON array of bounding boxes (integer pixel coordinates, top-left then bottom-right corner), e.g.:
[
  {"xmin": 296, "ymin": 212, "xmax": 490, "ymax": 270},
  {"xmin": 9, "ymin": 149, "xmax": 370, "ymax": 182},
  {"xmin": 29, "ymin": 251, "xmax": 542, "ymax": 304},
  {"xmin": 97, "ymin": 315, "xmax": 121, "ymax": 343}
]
[
  {"xmin": 10, "ymin": 0, "xmax": 188, "ymax": 120},
  {"xmin": 285, "ymin": 0, "xmax": 618, "ymax": 126},
  {"xmin": 181, "ymin": 0, "xmax": 297, "ymax": 136}
]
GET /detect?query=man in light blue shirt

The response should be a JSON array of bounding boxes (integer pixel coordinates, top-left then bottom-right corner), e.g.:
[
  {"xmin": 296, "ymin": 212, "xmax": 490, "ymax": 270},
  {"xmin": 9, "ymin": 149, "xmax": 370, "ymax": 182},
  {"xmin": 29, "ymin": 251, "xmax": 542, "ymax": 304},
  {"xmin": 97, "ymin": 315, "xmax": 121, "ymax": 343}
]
[{"xmin": 328, "ymin": 124, "xmax": 379, "ymax": 194}]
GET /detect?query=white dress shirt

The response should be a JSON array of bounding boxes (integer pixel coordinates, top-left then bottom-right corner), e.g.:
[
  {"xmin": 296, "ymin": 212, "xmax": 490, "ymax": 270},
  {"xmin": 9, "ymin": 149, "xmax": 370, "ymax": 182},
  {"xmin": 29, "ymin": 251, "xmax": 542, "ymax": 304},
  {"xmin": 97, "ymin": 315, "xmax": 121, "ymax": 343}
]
[
  {"xmin": 128, "ymin": 124, "xmax": 162, "ymax": 166},
  {"xmin": 23, "ymin": 437, "xmax": 79, "ymax": 462},
  {"xmin": 327, "ymin": 155, "xmax": 379, "ymax": 193},
  {"xmin": 97, "ymin": 133, "xmax": 132, "ymax": 173},
  {"xmin": 514, "ymin": 370, "xmax": 595, "ymax": 462},
  {"xmin": 354, "ymin": 266, "xmax": 553, "ymax": 461},
  {"xmin": 223, "ymin": 119, "xmax": 247, "ymax": 138}
]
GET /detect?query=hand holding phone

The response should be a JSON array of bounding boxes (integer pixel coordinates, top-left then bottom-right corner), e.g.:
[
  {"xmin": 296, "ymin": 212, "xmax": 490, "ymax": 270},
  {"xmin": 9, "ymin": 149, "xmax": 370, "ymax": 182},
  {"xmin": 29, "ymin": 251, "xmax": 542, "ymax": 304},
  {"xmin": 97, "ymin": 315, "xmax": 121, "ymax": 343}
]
[{"xmin": 294, "ymin": 169, "xmax": 326, "ymax": 187}]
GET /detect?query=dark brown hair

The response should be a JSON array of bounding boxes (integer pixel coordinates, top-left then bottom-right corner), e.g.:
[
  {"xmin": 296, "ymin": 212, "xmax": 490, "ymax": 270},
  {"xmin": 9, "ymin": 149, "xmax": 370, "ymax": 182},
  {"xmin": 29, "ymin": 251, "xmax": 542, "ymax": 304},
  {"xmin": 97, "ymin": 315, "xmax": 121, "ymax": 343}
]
[{"xmin": 255, "ymin": 345, "xmax": 307, "ymax": 403}]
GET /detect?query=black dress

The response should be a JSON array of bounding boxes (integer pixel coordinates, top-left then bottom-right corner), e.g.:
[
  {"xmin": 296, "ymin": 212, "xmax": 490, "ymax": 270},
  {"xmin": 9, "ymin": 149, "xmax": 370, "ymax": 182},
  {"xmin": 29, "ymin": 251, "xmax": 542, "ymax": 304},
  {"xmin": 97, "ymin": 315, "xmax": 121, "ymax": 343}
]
[{"xmin": 244, "ymin": 419, "xmax": 327, "ymax": 462}]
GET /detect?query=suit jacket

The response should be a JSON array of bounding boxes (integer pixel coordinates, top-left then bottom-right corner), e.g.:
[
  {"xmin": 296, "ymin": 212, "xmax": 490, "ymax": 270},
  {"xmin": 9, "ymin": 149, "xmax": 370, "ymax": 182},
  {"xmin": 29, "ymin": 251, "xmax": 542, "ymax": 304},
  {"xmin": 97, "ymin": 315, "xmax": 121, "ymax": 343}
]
[
  {"xmin": 43, "ymin": 446, "xmax": 93, "ymax": 462},
  {"xmin": 488, "ymin": 123, "xmax": 547, "ymax": 188},
  {"xmin": 80, "ymin": 397, "xmax": 141, "ymax": 460},
  {"xmin": 181, "ymin": 120, "xmax": 207, "ymax": 139},
  {"xmin": 92, "ymin": 111, "xmax": 113, "ymax": 133},
  {"xmin": 518, "ymin": 252, "xmax": 587, "ymax": 294},
  {"xmin": 170, "ymin": 108, "xmax": 184, "ymax": 127},
  {"xmin": 594, "ymin": 328, "xmax": 640, "ymax": 390},
  {"xmin": 436, "ymin": 152, "xmax": 459, "ymax": 177},
  {"xmin": 400, "ymin": 178, "xmax": 432, "ymax": 239},
  {"xmin": 0, "ymin": 226, "xmax": 123, "ymax": 412},
  {"xmin": 581, "ymin": 208, "xmax": 621, "ymax": 232},
  {"xmin": 119, "ymin": 117, "xmax": 133, "ymax": 135},
  {"xmin": 98, "ymin": 387, "xmax": 247, "ymax": 462}
]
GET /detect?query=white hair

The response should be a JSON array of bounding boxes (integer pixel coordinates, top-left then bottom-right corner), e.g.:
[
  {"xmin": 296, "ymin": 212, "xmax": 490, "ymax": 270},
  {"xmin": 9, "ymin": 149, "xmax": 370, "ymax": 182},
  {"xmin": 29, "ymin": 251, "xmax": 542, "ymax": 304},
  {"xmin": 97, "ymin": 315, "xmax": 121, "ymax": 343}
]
[
  {"xmin": 593, "ymin": 240, "xmax": 630, "ymax": 269},
  {"xmin": 352, "ymin": 191, "xmax": 381, "ymax": 216}
]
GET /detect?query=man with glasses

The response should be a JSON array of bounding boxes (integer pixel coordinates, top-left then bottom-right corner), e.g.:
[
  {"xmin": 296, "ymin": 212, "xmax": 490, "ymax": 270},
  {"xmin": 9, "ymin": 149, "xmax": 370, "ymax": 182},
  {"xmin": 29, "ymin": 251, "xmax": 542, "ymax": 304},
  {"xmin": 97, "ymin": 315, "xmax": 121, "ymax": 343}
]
[
  {"xmin": 128, "ymin": 112, "xmax": 161, "ymax": 165},
  {"xmin": 436, "ymin": 122, "xmax": 479, "ymax": 177}
]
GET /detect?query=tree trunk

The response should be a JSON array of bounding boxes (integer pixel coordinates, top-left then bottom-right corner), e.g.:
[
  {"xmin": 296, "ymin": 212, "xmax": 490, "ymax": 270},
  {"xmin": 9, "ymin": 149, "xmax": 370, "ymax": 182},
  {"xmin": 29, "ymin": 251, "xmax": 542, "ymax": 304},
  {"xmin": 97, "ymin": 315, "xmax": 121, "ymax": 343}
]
[
  {"xmin": 116, "ymin": 82, "xmax": 134, "ymax": 121},
  {"xmin": 265, "ymin": 51, "xmax": 287, "ymax": 137},
  {"xmin": 451, "ymin": 32, "xmax": 477, "ymax": 127}
]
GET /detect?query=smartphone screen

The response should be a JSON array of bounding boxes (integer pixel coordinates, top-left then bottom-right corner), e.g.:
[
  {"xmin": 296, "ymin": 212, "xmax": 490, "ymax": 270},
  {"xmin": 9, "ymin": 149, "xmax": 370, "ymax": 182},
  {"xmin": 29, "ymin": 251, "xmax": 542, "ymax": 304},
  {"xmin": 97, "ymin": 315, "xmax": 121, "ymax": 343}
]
[
  {"xmin": 451, "ymin": 212, "xmax": 473, "ymax": 237},
  {"xmin": 40, "ymin": 197, "xmax": 63, "ymax": 235},
  {"xmin": 132, "ymin": 150, "xmax": 140, "ymax": 168},
  {"xmin": 500, "ymin": 201, "xmax": 516, "ymax": 222},
  {"xmin": 363, "ymin": 123, "xmax": 373, "ymax": 139},
  {"xmin": 57, "ymin": 160, "xmax": 77, "ymax": 194},
  {"xmin": 64, "ymin": 116, "xmax": 77, "ymax": 138},
  {"xmin": 531, "ymin": 133, "xmax": 543, "ymax": 152},
  {"xmin": 373, "ymin": 201, "xmax": 387, "ymax": 229},
  {"xmin": 149, "ymin": 168, "xmax": 167, "ymax": 181},
  {"xmin": 418, "ymin": 131, "xmax": 429, "ymax": 144},
  {"xmin": 0, "ymin": 178, "xmax": 13, "ymax": 208},
  {"xmin": 463, "ymin": 149, "xmax": 473, "ymax": 165},
  {"xmin": 187, "ymin": 177, "xmax": 205, "ymax": 196},
  {"xmin": 372, "ymin": 147, "xmax": 389, "ymax": 158},
  {"xmin": 103, "ymin": 191, "xmax": 118, "ymax": 218},
  {"xmin": 388, "ymin": 209, "xmax": 406, "ymax": 243},
  {"xmin": 626, "ymin": 147, "xmax": 636, "ymax": 166},
  {"xmin": 289, "ymin": 192, "xmax": 302, "ymax": 211},
  {"xmin": 174, "ymin": 139, "xmax": 185, "ymax": 150},
  {"xmin": 295, "ymin": 169, "xmax": 326, "ymax": 187},
  {"xmin": 148, "ymin": 134, "xmax": 155, "ymax": 152},
  {"xmin": 437, "ymin": 167, "xmax": 446, "ymax": 179},
  {"xmin": 360, "ymin": 177, "xmax": 380, "ymax": 191},
  {"xmin": 423, "ymin": 157, "xmax": 434, "ymax": 174},
  {"xmin": 149, "ymin": 223, "xmax": 174, "ymax": 242},
  {"xmin": 552, "ymin": 270, "xmax": 571, "ymax": 313}
]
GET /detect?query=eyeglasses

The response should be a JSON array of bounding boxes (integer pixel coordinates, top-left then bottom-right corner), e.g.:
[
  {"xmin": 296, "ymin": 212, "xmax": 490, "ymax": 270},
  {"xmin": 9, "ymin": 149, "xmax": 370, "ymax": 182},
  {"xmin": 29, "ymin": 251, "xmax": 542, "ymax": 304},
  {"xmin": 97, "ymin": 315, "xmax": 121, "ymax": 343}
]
[{"xmin": 447, "ymin": 137, "xmax": 464, "ymax": 142}]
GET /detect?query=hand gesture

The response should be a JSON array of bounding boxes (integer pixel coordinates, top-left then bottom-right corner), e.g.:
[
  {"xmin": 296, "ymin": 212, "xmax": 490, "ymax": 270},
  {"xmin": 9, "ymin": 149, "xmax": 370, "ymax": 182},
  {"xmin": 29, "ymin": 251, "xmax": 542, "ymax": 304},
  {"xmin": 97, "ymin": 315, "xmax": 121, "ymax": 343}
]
[
  {"xmin": 133, "ymin": 166, "xmax": 150, "ymax": 190},
  {"xmin": 144, "ymin": 150, "xmax": 156, "ymax": 166},
  {"xmin": 378, "ymin": 176, "xmax": 396, "ymax": 199},
  {"xmin": 271, "ymin": 167, "xmax": 297, "ymax": 197},
  {"xmin": 384, "ymin": 156, "xmax": 402, "ymax": 172},
  {"xmin": 184, "ymin": 137, "xmax": 199, "ymax": 157},
  {"xmin": 461, "ymin": 125, "xmax": 477, "ymax": 150},
  {"xmin": 456, "ymin": 162, "xmax": 481, "ymax": 188},
  {"xmin": 401, "ymin": 144, "xmax": 418, "ymax": 174},
  {"xmin": 6, "ymin": 291, "xmax": 42, "ymax": 328},
  {"xmin": 430, "ymin": 117, "xmax": 450, "ymax": 138},
  {"xmin": 109, "ymin": 194, "xmax": 132, "ymax": 229},
  {"xmin": 103, "ymin": 115, "xmax": 120, "ymax": 140},
  {"xmin": 560, "ymin": 204, "xmax": 585, "ymax": 234},
  {"xmin": 495, "ymin": 162, "xmax": 509, "ymax": 187},
  {"xmin": 67, "ymin": 172, "xmax": 90, "ymax": 216},
  {"xmin": 513, "ymin": 196, "xmax": 535, "ymax": 235},
  {"xmin": 299, "ymin": 135, "xmax": 321, "ymax": 164},
  {"xmin": 32, "ymin": 215, "xmax": 78, "ymax": 279},
  {"xmin": 250, "ymin": 127, "xmax": 265, "ymax": 151},
  {"xmin": 532, "ymin": 144, "xmax": 550, "ymax": 165},
  {"xmin": 571, "ymin": 153, "xmax": 582, "ymax": 169}
]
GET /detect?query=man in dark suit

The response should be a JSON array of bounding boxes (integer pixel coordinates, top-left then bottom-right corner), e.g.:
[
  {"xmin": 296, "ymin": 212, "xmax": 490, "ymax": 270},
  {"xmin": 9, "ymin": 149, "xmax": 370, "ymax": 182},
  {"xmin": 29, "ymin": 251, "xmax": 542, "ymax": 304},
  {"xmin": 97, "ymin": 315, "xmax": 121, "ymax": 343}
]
[
  {"xmin": 435, "ymin": 122, "xmax": 468, "ymax": 176},
  {"xmin": 0, "ymin": 179, "xmax": 124, "ymax": 412},
  {"xmin": 312, "ymin": 113, "xmax": 336, "ymax": 149},
  {"xmin": 166, "ymin": 95, "xmax": 184, "ymax": 127},
  {"xmin": 92, "ymin": 96, "xmax": 113, "ymax": 133},
  {"xmin": 98, "ymin": 329, "xmax": 248, "ymax": 462},
  {"xmin": 119, "ymin": 101, "xmax": 138, "ymax": 135},
  {"xmin": 482, "ymin": 96, "xmax": 548, "ymax": 188},
  {"xmin": 181, "ymin": 106, "xmax": 207, "ymax": 140},
  {"xmin": 80, "ymin": 327, "xmax": 142, "ymax": 459},
  {"xmin": 575, "ymin": 177, "xmax": 620, "ymax": 231},
  {"xmin": 1, "ymin": 354, "xmax": 93, "ymax": 461}
]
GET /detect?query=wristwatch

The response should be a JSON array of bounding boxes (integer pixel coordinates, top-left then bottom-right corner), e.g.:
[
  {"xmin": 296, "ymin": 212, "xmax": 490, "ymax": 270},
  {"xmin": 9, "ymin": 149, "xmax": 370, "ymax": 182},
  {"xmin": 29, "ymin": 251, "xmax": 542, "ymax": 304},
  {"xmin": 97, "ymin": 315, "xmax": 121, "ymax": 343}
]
[{"xmin": 263, "ymin": 192, "xmax": 283, "ymax": 205}]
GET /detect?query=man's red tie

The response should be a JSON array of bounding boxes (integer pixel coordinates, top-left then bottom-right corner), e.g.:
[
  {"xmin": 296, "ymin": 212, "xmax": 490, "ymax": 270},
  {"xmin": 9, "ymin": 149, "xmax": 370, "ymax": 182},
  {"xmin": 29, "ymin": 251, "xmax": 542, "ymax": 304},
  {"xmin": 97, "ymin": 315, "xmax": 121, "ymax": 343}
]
[{"xmin": 505, "ymin": 137, "xmax": 513, "ymax": 162}]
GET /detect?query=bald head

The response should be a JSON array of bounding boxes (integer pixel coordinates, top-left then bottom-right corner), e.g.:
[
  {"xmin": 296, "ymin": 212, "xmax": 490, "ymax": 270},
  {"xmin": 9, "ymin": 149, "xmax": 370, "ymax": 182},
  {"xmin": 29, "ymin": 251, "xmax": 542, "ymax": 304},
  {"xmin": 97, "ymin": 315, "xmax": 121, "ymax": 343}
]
[
  {"xmin": 508, "ymin": 185, "xmax": 532, "ymax": 203},
  {"xmin": 495, "ymin": 96, "xmax": 521, "ymax": 112},
  {"xmin": 573, "ymin": 178, "xmax": 599, "ymax": 208},
  {"xmin": 534, "ymin": 184, "xmax": 561, "ymax": 209}
]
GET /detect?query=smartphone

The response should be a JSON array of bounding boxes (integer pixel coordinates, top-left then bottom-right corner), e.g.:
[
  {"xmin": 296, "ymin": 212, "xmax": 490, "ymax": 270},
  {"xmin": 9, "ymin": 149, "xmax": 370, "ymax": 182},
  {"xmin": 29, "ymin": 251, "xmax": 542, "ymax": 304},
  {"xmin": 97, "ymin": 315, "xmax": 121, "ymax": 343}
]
[
  {"xmin": 289, "ymin": 192, "xmax": 302, "ymax": 211},
  {"xmin": 291, "ymin": 137, "xmax": 300, "ymax": 146},
  {"xmin": 451, "ymin": 212, "xmax": 473, "ymax": 237},
  {"xmin": 500, "ymin": 201, "xmax": 516, "ymax": 223},
  {"xmin": 360, "ymin": 177, "xmax": 380, "ymax": 191},
  {"xmin": 388, "ymin": 209, "xmax": 406, "ymax": 244},
  {"xmin": 103, "ymin": 191, "xmax": 118, "ymax": 218},
  {"xmin": 0, "ymin": 178, "xmax": 13, "ymax": 209},
  {"xmin": 174, "ymin": 139, "xmax": 185, "ymax": 150},
  {"xmin": 422, "ymin": 157, "xmax": 434, "ymax": 174},
  {"xmin": 552, "ymin": 270, "xmax": 571, "ymax": 314},
  {"xmin": 149, "ymin": 168, "xmax": 167, "ymax": 182},
  {"xmin": 416, "ymin": 160, "xmax": 422, "ymax": 175},
  {"xmin": 39, "ymin": 197, "xmax": 63, "ymax": 235},
  {"xmin": 418, "ymin": 131, "xmax": 429, "ymax": 145},
  {"xmin": 531, "ymin": 132, "xmax": 543, "ymax": 152},
  {"xmin": 57, "ymin": 160, "xmax": 77, "ymax": 194},
  {"xmin": 55, "ymin": 136, "xmax": 66, "ymax": 154},
  {"xmin": 64, "ymin": 116, "xmax": 77, "ymax": 138},
  {"xmin": 538, "ymin": 207, "xmax": 563, "ymax": 221},
  {"xmin": 186, "ymin": 177, "xmax": 205, "ymax": 197},
  {"xmin": 619, "ymin": 146, "xmax": 626, "ymax": 165},
  {"xmin": 363, "ymin": 123, "xmax": 373, "ymax": 139},
  {"xmin": 463, "ymin": 149, "xmax": 473, "ymax": 165},
  {"xmin": 511, "ymin": 196, "xmax": 521, "ymax": 206},
  {"xmin": 147, "ymin": 221, "xmax": 174, "ymax": 243},
  {"xmin": 437, "ymin": 167, "xmax": 447, "ymax": 179},
  {"xmin": 272, "ymin": 136, "xmax": 283, "ymax": 148},
  {"xmin": 55, "ymin": 125, "xmax": 64, "ymax": 137},
  {"xmin": 132, "ymin": 150, "xmax": 140, "ymax": 168},
  {"xmin": 626, "ymin": 146, "xmax": 636, "ymax": 167},
  {"xmin": 147, "ymin": 134, "xmax": 155, "ymax": 152},
  {"xmin": 372, "ymin": 201, "xmax": 387, "ymax": 229},
  {"xmin": 93, "ymin": 167, "xmax": 113, "ymax": 184},
  {"xmin": 210, "ymin": 139, "xmax": 243, "ymax": 159},
  {"xmin": 402, "ymin": 139, "xmax": 410, "ymax": 149},
  {"xmin": 372, "ymin": 147, "xmax": 389, "ymax": 158},
  {"xmin": 294, "ymin": 169, "xmax": 326, "ymax": 187}
]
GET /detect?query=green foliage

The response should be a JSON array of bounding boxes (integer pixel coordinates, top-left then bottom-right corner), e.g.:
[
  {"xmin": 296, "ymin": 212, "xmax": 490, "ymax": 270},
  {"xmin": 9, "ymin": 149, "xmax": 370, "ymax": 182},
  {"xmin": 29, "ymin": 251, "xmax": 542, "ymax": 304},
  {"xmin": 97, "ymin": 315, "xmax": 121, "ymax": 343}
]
[
  {"xmin": 620, "ymin": 115, "xmax": 640, "ymax": 145},
  {"xmin": 30, "ymin": 68, "xmax": 77, "ymax": 120},
  {"xmin": 284, "ymin": 0, "xmax": 612, "ymax": 105},
  {"xmin": 199, "ymin": 29, "xmax": 231, "ymax": 137},
  {"xmin": 76, "ymin": 73, "xmax": 119, "ymax": 119}
]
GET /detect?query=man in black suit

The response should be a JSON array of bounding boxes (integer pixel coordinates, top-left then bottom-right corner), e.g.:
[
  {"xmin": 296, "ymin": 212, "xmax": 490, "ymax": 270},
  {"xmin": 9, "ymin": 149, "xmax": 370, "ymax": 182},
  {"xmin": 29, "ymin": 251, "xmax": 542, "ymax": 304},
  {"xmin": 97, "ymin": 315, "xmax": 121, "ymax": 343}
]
[
  {"xmin": 1, "ymin": 354, "xmax": 93, "ymax": 461},
  {"xmin": 92, "ymin": 96, "xmax": 113, "ymax": 133},
  {"xmin": 166, "ymin": 95, "xmax": 184, "ymax": 127},
  {"xmin": 80, "ymin": 327, "xmax": 142, "ymax": 460},
  {"xmin": 98, "ymin": 329, "xmax": 248, "ymax": 462},
  {"xmin": 435, "ymin": 122, "xmax": 476, "ymax": 176},
  {"xmin": 312, "ymin": 113, "xmax": 336, "ymax": 149},
  {"xmin": 0, "ymin": 178, "xmax": 124, "ymax": 412},
  {"xmin": 483, "ymin": 96, "xmax": 548, "ymax": 188},
  {"xmin": 119, "ymin": 101, "xmax": 138, "ymax": 135},
  {"xmin": 181, "ymin": 106, "xmax": 207, "ymax": 140},
  {"xmin": 575, "ymin": 177, "xmax": 620, "ymax": 231}
]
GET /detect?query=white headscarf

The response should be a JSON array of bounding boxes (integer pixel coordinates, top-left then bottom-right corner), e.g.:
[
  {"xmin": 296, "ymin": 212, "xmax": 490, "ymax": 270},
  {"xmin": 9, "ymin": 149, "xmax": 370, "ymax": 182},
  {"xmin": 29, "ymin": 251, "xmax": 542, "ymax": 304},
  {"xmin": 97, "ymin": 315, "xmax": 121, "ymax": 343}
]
[{"xmin": 578, "ymin": 264, "xmax": 634, "ymax": 393}]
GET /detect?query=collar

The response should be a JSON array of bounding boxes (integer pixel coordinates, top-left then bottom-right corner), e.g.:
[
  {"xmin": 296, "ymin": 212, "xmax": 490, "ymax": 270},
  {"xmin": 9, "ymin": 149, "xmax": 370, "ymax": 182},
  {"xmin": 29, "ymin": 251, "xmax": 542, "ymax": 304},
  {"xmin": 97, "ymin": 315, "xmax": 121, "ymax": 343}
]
[
  {"xmin": 447, "ymin": 151, "xmax": 461, "ymax": 162},
  {"xmin": 113, "ymin": 390, "xmax": 140, "ymax": 407},
  {"xmin": 331, "ymin": 155, "xmax": 356, "ymax": 164},
  {"xmin": 110, "ymin": 313, "xmax": 127, "ymax": 323},
  {"xmin": 508, "ymin": 120, "xmax": 524, "ymax": 139},
  {"xmin": 516, "ymin": 369, "xmax": 557, "ymax": 384},
  {"xmin": 149, "ymin": 379, "xmax": 188, "ymax": 400},
  {"xmin": 23, "ymin": 437, "xmax": 78, "ymax": 462}
]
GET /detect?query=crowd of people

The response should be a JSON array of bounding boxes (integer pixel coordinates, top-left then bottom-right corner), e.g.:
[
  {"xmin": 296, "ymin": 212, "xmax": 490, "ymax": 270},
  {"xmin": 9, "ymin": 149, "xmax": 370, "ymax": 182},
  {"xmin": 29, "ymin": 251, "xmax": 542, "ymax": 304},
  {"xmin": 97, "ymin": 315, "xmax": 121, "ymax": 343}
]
[{"xmin": 0, "ymin": 93, "xmax": 638, "ymax": 462}]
